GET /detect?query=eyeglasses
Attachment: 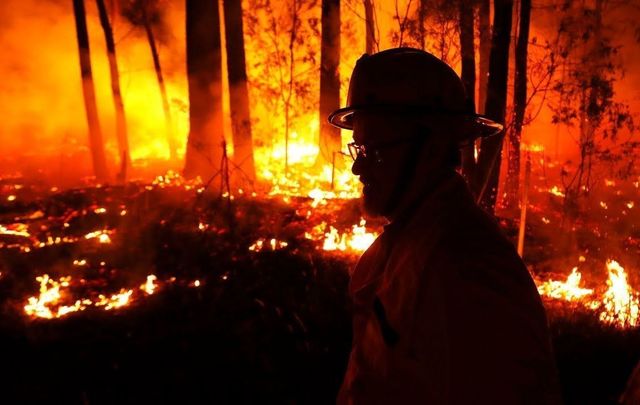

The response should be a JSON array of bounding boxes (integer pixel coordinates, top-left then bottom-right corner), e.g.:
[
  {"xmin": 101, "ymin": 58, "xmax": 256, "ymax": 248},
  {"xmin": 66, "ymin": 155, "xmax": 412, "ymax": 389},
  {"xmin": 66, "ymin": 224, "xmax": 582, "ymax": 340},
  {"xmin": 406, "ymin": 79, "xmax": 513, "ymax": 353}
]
[{"xmin": 346, "ymin": 136, "xmax": 422, "ymax": 162}]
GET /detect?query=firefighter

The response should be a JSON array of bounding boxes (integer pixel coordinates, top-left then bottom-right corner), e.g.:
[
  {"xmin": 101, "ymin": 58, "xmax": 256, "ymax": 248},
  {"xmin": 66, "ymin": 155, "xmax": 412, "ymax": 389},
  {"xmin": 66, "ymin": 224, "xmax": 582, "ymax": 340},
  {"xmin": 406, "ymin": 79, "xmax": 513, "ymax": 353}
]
[{"xmin": 328, "ymin": 48, "xmax": 562, "ymax": 404}]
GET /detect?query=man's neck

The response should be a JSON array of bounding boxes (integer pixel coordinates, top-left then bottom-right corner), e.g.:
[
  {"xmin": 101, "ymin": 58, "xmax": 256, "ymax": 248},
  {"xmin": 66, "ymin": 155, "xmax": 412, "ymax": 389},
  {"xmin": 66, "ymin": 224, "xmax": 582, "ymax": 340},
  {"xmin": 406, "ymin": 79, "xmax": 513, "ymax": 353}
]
[{"xmin": 386, "ymin": 168, "xmax": 457, "ymax": 225}]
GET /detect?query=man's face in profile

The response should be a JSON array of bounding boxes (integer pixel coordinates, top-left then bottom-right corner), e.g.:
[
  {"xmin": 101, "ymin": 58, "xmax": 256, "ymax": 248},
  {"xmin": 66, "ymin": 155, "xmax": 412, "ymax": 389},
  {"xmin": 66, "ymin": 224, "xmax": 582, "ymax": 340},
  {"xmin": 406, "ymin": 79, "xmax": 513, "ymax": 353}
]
[{"xmin": 351, "ymin": 111, "xmax": 415, "ymax": 218}]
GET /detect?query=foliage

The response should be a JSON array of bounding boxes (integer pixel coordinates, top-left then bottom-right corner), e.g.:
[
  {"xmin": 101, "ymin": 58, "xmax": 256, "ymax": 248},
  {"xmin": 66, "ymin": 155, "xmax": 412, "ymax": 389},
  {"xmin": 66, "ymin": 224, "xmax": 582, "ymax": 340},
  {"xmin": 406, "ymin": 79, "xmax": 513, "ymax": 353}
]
[
  {"xmin": 548, "ymin": 0, "xmax": 636, "ymax": 205},
  {"xmin": 118, "ymin": 0, "xmax": 170, "ymax": 42},
  {"xmin": 244, "ymin": 0, "xmax": 321, "ymax": 149},
  {"xmin": 388, "ymin": 0, "xmax": 461, "ymax": 66}
]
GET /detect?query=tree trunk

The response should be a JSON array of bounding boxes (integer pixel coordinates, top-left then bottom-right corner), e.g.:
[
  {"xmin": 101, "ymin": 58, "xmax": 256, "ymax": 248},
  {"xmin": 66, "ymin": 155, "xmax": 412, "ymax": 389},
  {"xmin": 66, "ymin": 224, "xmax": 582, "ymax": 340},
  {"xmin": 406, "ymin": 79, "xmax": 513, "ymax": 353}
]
[
  {"xmin": 184, "ymin": 0, "xmax": 225, "ymax": 181},
  {"xmin": 505, "ymin": 0, "xmax": 531, "ymax": 208},
  {"xmin": 418, "ymin": 0, "xmax": 427, "ymax": 49},
  {"xmin": 72, "ymin": 0, "xmax": 109, "ymax": 181},
  {"xmin": 96, "ymin": 0, "xmax": 131, "ymax": 179},
  {"xmin": 458, "ymin": 0, "xmax": 476, "ymax": 184},
  {"xmin": 223, "ymin": 0, "xmax": 256, "ymax": 183},
  {"xmin": 572, "ymin": 0, "xmax": 603, "ymax": 199},
  {"xmin": 143, "ymin": 12, "xmax": 177, "ymax": 161},
  {"xmin": 474, "ymin": 0, "xmax": 513, "ymax": 213},
  {"xmin": 363, "ymin": 0, "xmax": 376, "ymax": 53},
  {"xmin": 477, "ymin": 0, "xmax": 491, "ymax": 114},
  {"xmin": 318, "ymin": 0, "xmax": 341, "ymax": 166}
]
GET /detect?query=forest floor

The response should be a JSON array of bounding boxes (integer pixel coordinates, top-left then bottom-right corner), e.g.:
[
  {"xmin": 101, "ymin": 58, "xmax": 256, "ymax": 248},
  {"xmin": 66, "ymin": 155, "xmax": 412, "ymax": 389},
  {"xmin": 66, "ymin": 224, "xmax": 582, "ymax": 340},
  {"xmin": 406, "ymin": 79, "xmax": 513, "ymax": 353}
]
[{"xmin": 1, "ymin": 173, "xmax": 639, "ymax": 404}]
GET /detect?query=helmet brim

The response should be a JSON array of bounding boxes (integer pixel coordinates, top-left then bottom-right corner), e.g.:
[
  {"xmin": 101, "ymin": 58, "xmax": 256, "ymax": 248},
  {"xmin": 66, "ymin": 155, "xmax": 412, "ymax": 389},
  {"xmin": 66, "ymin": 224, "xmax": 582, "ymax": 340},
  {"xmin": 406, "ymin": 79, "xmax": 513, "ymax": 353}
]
[{"xmin": 327, "ymin": 106, "xmax": 504, "ymax": 140}]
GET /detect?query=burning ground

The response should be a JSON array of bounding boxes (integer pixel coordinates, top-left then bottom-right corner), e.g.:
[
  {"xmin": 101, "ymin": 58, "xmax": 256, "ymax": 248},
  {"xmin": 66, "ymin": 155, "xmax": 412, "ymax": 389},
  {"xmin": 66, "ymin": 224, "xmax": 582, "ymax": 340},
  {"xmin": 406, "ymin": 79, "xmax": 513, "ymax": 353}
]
[{"xmin": 1, "ymin": 157, "xmax": 640, "ymax": 404}]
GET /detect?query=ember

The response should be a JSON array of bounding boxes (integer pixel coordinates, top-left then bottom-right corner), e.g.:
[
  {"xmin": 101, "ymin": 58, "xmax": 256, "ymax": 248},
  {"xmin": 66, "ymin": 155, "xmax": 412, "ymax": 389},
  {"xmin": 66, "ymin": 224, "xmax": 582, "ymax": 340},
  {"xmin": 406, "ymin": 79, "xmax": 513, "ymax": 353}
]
[{"xmin": 84, "ymin": 229, "xmax": 113, "ymax": 244}]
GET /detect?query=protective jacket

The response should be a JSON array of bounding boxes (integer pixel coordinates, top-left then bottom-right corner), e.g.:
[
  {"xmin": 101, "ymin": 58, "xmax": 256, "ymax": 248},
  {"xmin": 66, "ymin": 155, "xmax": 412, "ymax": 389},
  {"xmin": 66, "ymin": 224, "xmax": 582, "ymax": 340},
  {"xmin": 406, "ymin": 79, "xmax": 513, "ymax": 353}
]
[{"xmin": 338, "ymin": 172, "xmax": 561, "ymax": 405}]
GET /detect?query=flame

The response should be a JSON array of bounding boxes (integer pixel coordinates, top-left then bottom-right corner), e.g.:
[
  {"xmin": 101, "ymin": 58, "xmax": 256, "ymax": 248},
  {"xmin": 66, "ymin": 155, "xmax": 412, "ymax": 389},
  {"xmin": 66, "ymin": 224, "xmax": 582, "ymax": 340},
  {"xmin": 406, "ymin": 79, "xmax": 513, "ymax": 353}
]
[
  {"xmin": 24, "ymin": 275, "xmax": 74, "ymax": 319},
  {"xmin": 322, "ymin": 226, "xmax": 347, "ymax": 251},
  {"xmin": 320, "ymin": 219, "xmax": 377, "ymax": 253},
  {"xmin": 538, "ymin": 260, "xmax": 640, "ymax": 329},
  {"xmin": 523, "ymin": 143, "xmax": 545, "ymax": 152},
  {"xmin": 248, "ymin": 238, "xmax": 289, "ymax": 252},
  {"xmin": 24, "ymin": 273, "xmax": 139, "ymax": 319},
  {"xmin": 548, "ymin": 186, "xmax": 565, "ymax": 198},
  {"xmin": 596, "ymin": 260, "xmax": 640, "ymax": 328},
  {"xmin": 0, "ymin": 223, "xmax": 31, "ymax": 238},
  {"xmin": 95, "ymin": 289, "xmax": 134, "ymax": 310},
  {"xmin": 348, "ymin": 219, "xmax": 377, "ymax": 251},
  {"xmin": 140, "ymin": 275, "xmax": 158, "ymax": 295},
  {"xmin": 537, "ymin": 267, "xmax": 594, "ymax": 301},
  {"xmin": 84, "ymin": 230, "xmax": 112, "ymax": 244},
  {"xmin": 152, "ymin": 170, "xmax": 203, "ymax": 190}
]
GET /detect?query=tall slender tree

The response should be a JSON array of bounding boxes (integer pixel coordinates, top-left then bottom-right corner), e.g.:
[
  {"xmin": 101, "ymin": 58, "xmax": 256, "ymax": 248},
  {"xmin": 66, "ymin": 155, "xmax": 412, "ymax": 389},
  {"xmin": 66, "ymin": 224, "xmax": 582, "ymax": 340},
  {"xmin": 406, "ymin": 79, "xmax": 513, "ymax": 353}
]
[
  {"xmin": 96, "ymin": 0, "xmax": 131, "ymax": 178},
  {"xmin": 363, "ymin": 0, "xmax": 377, "ymax": 53},
  {"xmin": 143, "ymin": 9, "xmax": 177, "ymax": 161},
  {"xmin": 318, "ymin": 0, "xmax": 341, "ymax": 166},
  {"xmin": 505, "ymin": 0, "xmax": 531, "ymax": 208},
  {"xmin": 417, "ymin": 0, "xmax": 428, "ymax": 49},
  {"xmin": 458, "ymin": 0, "xmax": 476, "ymax": 183},
  {"xmin": 474, "ymin": 0, "xmax": 513, "ymax": 212},
  {"xmin": 477, "ymin": 0, "xmax": 490, "ymax": 114},
  {"xmin": 120, "ymin": 0, "xmax": 177, "ymax": 161},
  {"xmin": 184, "ymin": 0, "xmax": 225, "ymax": 181},
  {"xmin": 72, "ymin": 0, "xmax": 109, "ymax": 181},
  {"xmin": 223, "ymin": 0, "xmax": 256, "ymax": 182}
]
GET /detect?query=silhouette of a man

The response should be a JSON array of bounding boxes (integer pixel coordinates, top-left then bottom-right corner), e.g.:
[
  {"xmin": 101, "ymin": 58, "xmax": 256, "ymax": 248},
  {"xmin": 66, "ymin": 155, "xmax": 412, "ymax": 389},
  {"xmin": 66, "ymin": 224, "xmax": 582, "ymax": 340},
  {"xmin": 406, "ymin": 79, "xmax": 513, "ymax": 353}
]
[{"xmin": 329, "ymin": 48, "xmax": 561, "ymax": 405}]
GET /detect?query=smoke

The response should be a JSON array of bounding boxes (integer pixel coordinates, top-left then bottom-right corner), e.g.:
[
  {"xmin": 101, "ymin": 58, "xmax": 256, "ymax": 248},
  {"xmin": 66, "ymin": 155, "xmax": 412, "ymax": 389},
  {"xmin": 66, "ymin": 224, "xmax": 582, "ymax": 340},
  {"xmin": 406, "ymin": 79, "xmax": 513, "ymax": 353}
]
[
  {"xmin": 0, "ymin": 0, "xmax": 188, "ymax": 182},
  {"xmin": 1, "ymin": 0, "xmax": 638, "ymax": 183}
]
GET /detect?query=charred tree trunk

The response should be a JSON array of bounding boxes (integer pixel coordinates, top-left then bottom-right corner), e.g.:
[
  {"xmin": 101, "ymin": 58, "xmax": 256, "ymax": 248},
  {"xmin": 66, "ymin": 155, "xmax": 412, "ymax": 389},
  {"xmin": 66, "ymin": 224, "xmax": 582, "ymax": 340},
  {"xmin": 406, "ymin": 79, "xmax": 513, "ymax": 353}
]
[
  {"xmin": 184, "ymin": 0, "xmax": 225, "ymax": 181},
  {"xmin": 458, "ymin": 0, "xmax": 476, "ymax": 184},
  {"xmin": 318, "ymin": 0, "xmax": 341, "ymax": 165},
  {"xmin": 364, "ymin": 0, "xmax": 376, "ymax": 53},
  {"xmin": 505, "ymin": 0, "xmax": 531, "ymax": 208},
  {"xmin": 143, "ymin": 10, "xmax": 177, "ymax": 161},
  {"xmin": 474, "ymin": 0, "xmax": 513, "ymax": 213},
  {"xmin": 72, "ymin": 0, "xmax": 109, "ymax": 181},
  {"xmin": 223, "ymin": 0, "xmax": 256, "ymax": 183},
  {"xmin": 96, "ymin": 0, "xmax": 131, "ymax": 179},
  {"xmin": 418, "ymin": 0, "xmax": 427, "ymax": 49},
  {"xmin": 477, "ymin": 0, "xmax": 491, "ymax": 114}
]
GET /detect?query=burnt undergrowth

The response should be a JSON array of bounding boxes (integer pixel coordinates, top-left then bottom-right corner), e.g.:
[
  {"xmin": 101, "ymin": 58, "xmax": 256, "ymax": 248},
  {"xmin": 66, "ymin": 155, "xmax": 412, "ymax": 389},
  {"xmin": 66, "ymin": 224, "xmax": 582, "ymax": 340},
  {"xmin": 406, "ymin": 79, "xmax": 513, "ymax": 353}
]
[{"xmin": 0, "ymin": 179, "xmax": 639, "ymax": 404}]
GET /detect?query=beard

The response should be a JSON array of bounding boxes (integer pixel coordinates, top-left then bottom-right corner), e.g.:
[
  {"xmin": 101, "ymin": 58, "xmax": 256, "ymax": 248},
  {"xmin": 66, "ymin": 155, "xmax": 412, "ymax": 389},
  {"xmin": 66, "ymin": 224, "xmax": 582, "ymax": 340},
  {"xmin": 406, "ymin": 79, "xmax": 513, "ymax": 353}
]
[{"xmin": 361, "ymin": 184, "xmax": 388, "ymax": 218}]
